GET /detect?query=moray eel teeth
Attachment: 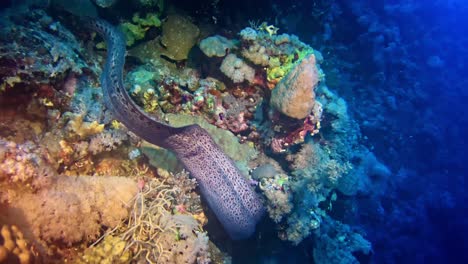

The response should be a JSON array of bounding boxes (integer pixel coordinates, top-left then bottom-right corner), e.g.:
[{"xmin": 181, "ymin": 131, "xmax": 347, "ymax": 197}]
[{"xmin": 89, "ymin": 18, "xmax": 265, "ymax": 240}]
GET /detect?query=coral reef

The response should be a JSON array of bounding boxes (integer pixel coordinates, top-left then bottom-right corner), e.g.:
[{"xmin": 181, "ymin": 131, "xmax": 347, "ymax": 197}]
[
  {"xmin": 141, "ymin": 143, "xmax": 184, "ymax": 173},
  {"xmin": 66, "ymin": 112, "xmax": 105, "ymax": 138},
  {"xmin": 0, "ymin": 7, "xmax": 213, "ymax": 261},
  {"xmin": 258, "ymin": 83, "xmax": 384, "ymax": 248},
  {"xmin": 0, "ymin": 1, "xmax": 400, "ymax": 262}
]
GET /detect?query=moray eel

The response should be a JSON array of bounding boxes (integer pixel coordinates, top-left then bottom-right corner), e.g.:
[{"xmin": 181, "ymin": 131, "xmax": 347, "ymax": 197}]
[{"xmin": 89, "ymin": 19, "xmax": 265, "ymax": 240}]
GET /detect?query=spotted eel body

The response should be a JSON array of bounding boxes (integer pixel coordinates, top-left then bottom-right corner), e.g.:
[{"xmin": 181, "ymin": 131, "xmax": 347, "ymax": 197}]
[{"xmin": 90, "ymin": 19, "xmax": 265, "ymax": 240}]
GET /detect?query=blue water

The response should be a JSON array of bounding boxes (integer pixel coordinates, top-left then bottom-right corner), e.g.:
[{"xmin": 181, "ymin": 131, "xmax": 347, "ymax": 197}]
[{"xmin": 301, "ymin": 1, "xmax": 468, "ymax": 263}]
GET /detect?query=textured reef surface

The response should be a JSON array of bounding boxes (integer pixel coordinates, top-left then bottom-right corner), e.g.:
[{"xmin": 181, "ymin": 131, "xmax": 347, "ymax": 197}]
[{"xmin": 1, "ymin": 0, "xmax": 466, "ymax": 263}]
